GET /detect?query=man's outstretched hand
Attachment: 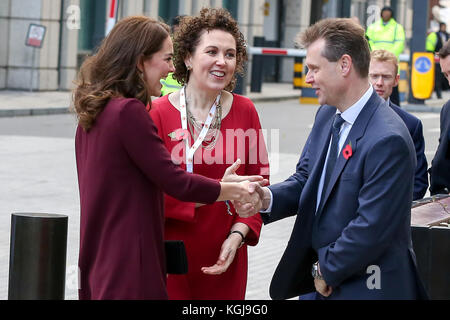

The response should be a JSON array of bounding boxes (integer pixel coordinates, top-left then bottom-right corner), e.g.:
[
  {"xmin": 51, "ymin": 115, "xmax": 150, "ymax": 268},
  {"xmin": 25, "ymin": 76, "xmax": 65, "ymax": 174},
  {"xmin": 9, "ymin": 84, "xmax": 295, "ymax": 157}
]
[{"xmin": 234, "ymin": 183, "xmax": 271, "ymax": 217}]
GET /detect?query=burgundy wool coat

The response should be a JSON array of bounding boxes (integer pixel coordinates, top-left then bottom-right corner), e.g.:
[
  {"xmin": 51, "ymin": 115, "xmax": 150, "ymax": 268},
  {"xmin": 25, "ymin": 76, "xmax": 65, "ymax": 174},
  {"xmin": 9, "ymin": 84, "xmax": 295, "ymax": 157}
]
[{"xmin": 75, "ymin": 98, "xmax": 220, "ymax": 300}]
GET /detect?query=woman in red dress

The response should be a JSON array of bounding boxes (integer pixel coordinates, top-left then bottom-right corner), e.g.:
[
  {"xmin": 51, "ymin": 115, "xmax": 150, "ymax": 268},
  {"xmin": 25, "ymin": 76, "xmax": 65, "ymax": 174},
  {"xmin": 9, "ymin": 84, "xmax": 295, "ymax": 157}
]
[
  {"xmin": 73, "ymin": 16, "xmax": 259, "ymax": 300},
  {"xmin": 149, "ymin": 8, "xmax": 270, "ymax": 299}
]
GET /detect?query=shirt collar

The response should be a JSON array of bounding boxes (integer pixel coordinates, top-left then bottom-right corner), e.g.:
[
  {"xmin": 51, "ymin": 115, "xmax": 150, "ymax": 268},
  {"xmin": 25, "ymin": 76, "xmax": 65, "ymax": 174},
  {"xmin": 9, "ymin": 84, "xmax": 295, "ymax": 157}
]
[
  {"xmin": 338, "ymin": 85, "xmax": 373, "ymax": 126},
  {"xmin": 382, "ymin": 18, "xmax": 394, "ymax": 26}
]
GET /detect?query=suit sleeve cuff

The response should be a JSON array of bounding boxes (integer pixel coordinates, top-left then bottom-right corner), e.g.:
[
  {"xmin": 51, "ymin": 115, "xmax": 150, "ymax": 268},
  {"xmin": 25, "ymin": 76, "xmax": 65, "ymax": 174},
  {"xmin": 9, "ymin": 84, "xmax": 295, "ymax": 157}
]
[{"xmin": 259, "ymin": 188, "xmax": 274, "ymax": 213}]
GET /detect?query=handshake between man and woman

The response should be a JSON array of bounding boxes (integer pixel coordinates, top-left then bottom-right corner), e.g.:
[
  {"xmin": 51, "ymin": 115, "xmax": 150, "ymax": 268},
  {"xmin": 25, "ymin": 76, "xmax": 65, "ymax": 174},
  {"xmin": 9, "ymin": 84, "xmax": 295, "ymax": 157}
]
[
  {"xmin": 227, "ymin": 181, "xmax": 270, "ymax": 219},
  {"xmin": 216, "ymin": 158, "xmax": 269, "ymax": 218}
]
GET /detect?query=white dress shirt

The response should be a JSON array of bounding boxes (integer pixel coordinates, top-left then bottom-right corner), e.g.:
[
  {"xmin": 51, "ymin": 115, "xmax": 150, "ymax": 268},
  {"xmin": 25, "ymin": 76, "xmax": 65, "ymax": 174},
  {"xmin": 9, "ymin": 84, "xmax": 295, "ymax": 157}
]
[
  {"xmin": 315, "ymin": 85, "xmax": 373, "ymax": 212},
  {"xmin": 261, "ymin": 85, "xmax": 373, "ymax": 214}
]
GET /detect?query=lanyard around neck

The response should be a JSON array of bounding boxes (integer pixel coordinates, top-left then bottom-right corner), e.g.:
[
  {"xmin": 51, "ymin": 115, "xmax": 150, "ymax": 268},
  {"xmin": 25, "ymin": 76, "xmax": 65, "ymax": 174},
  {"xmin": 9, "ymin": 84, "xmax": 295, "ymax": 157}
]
[{"xmin": 179, "ymin": 86, "xmax": 221, "ymax": 173}]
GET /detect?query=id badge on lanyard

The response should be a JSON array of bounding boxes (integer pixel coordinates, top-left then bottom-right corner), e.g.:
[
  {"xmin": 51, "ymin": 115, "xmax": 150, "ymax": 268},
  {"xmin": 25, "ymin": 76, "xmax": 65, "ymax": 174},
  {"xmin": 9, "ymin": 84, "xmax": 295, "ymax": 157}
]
[{"xmin": 179, "ymin": 86, "xmax": 221, "ymax": 173}]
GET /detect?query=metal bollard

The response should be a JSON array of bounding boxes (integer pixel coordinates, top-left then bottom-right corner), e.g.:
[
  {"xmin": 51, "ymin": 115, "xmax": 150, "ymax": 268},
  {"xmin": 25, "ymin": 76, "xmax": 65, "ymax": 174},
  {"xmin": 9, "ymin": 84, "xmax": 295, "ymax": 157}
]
[
  {"xmin": 398, "ymin": 61, "xmax": 409, "ymax": 103},
  {"xmin": 250, "ymin": 36, "xmax": 265, "ymax": 93},
  {"xmin": 8, "ymin": 213, "xmax": 68, "ymax": 300},
  {"xmin": 233, "ymin": 63, "xmax": 247, "ymax": 95},
  {"xmin": 293, "ymin": 57, "xmax": 303, "ymax": 90},
  {"xmin": 299, "ymin": 64, "xmax": 319, "ymax": 105}
]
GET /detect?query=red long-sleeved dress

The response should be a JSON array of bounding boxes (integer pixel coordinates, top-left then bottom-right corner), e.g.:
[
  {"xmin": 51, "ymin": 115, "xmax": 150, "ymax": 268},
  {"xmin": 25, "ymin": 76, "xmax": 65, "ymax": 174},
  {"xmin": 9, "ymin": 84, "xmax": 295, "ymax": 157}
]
[{"xmin": 149, "ymin": 94, "xmax": 269, "ymax": 299}]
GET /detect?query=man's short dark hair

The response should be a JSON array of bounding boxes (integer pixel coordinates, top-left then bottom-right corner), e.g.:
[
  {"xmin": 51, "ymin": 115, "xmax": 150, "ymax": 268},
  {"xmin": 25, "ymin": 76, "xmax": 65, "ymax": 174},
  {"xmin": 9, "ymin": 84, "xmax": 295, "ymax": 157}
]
[
  {"xmin": 381, "ymin": 6, "xmax": 394, "ymax": 17},
  {"xmin": 297, "ymin": 18, "xmax": 371, "ymax": 78},
  {"xmin": 439, "ymin": 39, "xmax": 450, "ymax": 59}
]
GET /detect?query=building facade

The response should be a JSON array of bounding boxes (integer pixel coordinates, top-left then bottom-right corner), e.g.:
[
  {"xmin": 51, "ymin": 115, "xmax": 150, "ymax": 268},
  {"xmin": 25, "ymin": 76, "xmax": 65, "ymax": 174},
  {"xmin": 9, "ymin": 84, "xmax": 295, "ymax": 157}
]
[{"xmin": 0, "ymin": 0, "xmax": 437, "ymax": 91}]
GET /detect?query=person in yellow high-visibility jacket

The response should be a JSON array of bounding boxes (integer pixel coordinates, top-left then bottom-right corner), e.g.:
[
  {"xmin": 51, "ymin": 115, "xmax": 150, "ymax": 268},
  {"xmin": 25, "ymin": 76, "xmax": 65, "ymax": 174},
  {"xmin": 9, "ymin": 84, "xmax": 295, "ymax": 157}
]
[
  {"xmin": 160, "ymin": 72, "xmax": 182, "ymax": 96},
  {"xmin": 366, "ymin": 6, "xmax": 405, "ymax": 106},
  {"xmin": 426, "ymin": 32, "xmax": 439, "ymax": 52},
  {"xmin": 426, "ymin": 23, "xmax": 449, "ymax": 98},
  {"xmin": 160, "ymin": 16, "xmax": 184, "ymax": 96}
]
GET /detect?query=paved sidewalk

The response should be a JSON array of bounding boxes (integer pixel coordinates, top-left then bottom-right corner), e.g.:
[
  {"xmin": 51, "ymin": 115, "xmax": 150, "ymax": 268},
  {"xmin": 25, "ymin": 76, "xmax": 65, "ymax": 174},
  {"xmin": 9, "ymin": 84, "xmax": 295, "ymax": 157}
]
[
  {"xmin": 0, "ymin": 84, "xmax": 304, "ymax": 300},
  {"xmin": 1, "ymin": 83, "xmax": 449, "ymax": 117},
  {"xmin": 0, "ymin": 90, "xmax": 73, "ymax": 117},
  {"xmin": 0, "ymin": 134, "xmax": 299, "ymax": 300},
  {"xmin": 0, "ymin": 83, "xmax": 446, "ymax": 300},
  {"xmin": 0, "ymin": 83, "xmax": 300, "ymax": 117},
  {"xmin": 402, "ymin": 90, "xmax": 450, "ymax": 112}
]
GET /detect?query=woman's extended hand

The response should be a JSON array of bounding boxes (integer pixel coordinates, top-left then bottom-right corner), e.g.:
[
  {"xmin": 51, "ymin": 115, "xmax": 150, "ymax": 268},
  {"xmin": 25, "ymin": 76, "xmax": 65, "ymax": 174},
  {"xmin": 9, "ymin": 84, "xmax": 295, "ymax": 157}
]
[
  {"xmin": 201, "ymin": 232, "xmax": 242, "ymax": 275},
  {"xmin": 222, "ymin": 159, "xmax": 268, "ymax": 186}
]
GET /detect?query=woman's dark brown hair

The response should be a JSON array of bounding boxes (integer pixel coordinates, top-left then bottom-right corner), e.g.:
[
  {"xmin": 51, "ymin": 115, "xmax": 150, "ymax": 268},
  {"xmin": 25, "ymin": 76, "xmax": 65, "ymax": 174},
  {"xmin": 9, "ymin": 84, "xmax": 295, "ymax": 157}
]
[
  {"xmin": 73, "ymin": 16, "xmax": 170, "ymax": 131},
  {"xmin": 172, "ymin": 7, "xmax": 247, "ymax": 91}
]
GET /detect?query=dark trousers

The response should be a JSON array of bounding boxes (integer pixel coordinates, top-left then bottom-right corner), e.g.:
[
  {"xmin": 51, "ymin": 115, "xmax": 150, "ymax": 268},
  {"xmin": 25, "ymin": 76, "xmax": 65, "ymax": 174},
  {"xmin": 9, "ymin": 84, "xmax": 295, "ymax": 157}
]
[
  {"xmin": 435, "ymin": 63, "xmax": 443, "ymax": 99},
  {"xmin": 299, "ymin": 292, "xmax": 325, "ymax": 300}
]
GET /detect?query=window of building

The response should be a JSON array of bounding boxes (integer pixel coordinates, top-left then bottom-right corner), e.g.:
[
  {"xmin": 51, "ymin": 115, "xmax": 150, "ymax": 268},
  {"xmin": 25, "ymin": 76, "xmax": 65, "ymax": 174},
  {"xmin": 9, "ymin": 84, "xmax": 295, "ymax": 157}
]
[
  {"xmin": 77, "ymin": 0, "xmax": 107, "ymax": 68},
  {"xmin": 158, "ymin": 0, "xmax": 179, "ymax": 24},
  {"xmin": 78, "ymin": 0, "xmax": 107, "ymax": 52},
  {"xmin": 223, "ymin": 0, "xmax": 239, "ymax": 19}
]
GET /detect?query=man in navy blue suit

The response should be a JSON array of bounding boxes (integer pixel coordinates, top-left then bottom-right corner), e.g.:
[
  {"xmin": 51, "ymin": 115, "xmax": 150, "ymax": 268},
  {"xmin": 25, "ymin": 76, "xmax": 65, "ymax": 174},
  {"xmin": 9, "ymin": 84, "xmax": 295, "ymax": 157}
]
[
  {"xmin": 369, "ymin": 49, "xmax": 428, "ymax": 200},
  {"xmin": 429, "ymin": 40, "xmax": 450, "ymax": 195},
  {"xmin": 237, "ymin": 18, "xmax": 428, "ymax": 300}
]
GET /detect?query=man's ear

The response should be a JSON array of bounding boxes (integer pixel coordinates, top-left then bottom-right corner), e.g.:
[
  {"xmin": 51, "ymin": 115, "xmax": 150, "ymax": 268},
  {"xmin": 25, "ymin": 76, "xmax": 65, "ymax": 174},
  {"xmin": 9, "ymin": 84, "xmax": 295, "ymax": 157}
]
[
  {"xmin": 340, "ymin": 54, "xmax": 352, "ymax": 76},
  {"xmin": 393, "ymin": 74, "xmax": 400, "ymax": 87}
]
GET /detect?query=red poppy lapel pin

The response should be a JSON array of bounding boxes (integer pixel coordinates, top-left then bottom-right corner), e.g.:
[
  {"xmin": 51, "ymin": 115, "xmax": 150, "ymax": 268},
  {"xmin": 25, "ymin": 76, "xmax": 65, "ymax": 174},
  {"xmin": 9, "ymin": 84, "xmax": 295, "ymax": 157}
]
[
  {"xmin": 168, "ymin": 128, "xmax": 189, "ymax": 141},
  {"xmin": 342, "ymin": 141, "xmax": 353, "ymax": 160}
]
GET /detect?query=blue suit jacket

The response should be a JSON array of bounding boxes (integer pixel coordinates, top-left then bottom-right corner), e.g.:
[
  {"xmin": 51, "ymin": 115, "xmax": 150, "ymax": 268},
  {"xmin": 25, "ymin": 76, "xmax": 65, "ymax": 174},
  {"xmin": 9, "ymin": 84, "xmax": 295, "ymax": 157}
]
[
  {"xmin": 389, "ymin": 101, "xmax": 428, "ymax": 200},
  {"xmin": 429, "ymin": 100, "xmax": 450, "ymax": 195},
  {"xmin": 263, "ymin": 92, "xmax": 428, "ymax": 300}
]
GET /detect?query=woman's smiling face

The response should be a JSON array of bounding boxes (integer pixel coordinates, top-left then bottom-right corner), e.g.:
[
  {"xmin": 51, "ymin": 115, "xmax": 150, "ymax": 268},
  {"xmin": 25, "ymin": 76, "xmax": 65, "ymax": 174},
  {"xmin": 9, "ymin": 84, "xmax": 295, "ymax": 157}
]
[{"xmin": 185, "ymin": 29, "xmax": 237, "ymax": 92}]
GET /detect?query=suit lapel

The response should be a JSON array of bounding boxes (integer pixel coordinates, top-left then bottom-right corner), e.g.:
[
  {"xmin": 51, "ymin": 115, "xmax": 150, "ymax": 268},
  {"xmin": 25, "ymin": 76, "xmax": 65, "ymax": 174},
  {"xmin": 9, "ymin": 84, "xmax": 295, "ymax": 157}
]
[
  {"xmin": 315, "ymin": 92, "xmax": 382, "ymax": 219},
  {"xmin": 306, "ymin": 119, "xmax": 333, "ymax": 212}
]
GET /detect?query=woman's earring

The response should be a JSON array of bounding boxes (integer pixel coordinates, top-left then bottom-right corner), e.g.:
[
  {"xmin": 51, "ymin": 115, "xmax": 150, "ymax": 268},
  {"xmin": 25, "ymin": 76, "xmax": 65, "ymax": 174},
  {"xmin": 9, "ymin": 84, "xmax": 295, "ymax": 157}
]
[{"xmin": 186, "ymin": 65, "xmax": 192, "ymax": 71}]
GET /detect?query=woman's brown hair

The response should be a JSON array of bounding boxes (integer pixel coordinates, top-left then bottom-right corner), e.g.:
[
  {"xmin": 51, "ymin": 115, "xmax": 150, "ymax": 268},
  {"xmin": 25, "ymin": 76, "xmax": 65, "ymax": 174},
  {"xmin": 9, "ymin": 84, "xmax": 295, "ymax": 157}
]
[
  {"xmin": 172, "ymin": 7, "xmax": 247, "ymax": 91},
  {"xmin": 73, "ymin": 16, "xmax": 170, "ymax": 131}
]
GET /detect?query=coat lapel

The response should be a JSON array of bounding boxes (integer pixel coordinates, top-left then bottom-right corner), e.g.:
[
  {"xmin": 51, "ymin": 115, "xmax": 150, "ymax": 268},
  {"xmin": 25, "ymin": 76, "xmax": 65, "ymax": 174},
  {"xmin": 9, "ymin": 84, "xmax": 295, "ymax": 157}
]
[
  {"xmin": 315, "ymin": 92, "xmax": 382, "ymax": 220},
  {"xmin": 301, "ymin": 107, "xmax": 336, "ymax": 212},
  {"xmin": 306, "ymin": 121, "xmax": 333, "ymax": 212}
]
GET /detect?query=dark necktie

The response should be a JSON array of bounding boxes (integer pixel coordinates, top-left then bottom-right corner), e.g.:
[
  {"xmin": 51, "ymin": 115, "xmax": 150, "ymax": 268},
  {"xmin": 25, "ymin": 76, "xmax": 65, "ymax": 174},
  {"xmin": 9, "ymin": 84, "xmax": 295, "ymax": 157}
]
[{"xmin": 320, "ymin": 114, "xmax": 345, "ymax": 206}]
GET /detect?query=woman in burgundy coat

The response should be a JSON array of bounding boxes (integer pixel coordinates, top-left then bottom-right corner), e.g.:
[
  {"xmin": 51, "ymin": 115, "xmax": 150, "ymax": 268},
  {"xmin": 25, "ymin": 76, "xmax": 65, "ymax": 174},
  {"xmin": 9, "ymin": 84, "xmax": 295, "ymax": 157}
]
[{"xmin": 72, "ymin": 16, "xmax": 260, "ymax": 300}]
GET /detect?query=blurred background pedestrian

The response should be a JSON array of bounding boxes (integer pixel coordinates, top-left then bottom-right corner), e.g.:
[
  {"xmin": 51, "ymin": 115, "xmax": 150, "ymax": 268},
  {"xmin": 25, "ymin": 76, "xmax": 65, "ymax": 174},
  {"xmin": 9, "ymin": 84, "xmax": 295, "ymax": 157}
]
[{"xmin": 366, "ymin": 6, "xmax": 405, "ymax": 106}]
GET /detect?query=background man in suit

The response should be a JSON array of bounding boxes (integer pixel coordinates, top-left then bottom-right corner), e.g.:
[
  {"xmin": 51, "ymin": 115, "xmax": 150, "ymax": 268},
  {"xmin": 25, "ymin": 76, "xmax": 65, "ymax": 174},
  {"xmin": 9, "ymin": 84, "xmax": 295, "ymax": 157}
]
[
  {"xmin": 366, "ymin": 6, "xmax": 405, "ymax": 106},
  {"xmin": 429, "ymin": 40, "xmax": 450, "ymax": 195},
  {"xmin": 238, "ymin": 18, "xmax": 427, "ymax": 300},
  {"xmin": 426, "ymin": 23, "xmax": 450, "ymax": 99},
  {"xmin": 369, "ymin": 49, "xmax": 428, "ymax": 200}
]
